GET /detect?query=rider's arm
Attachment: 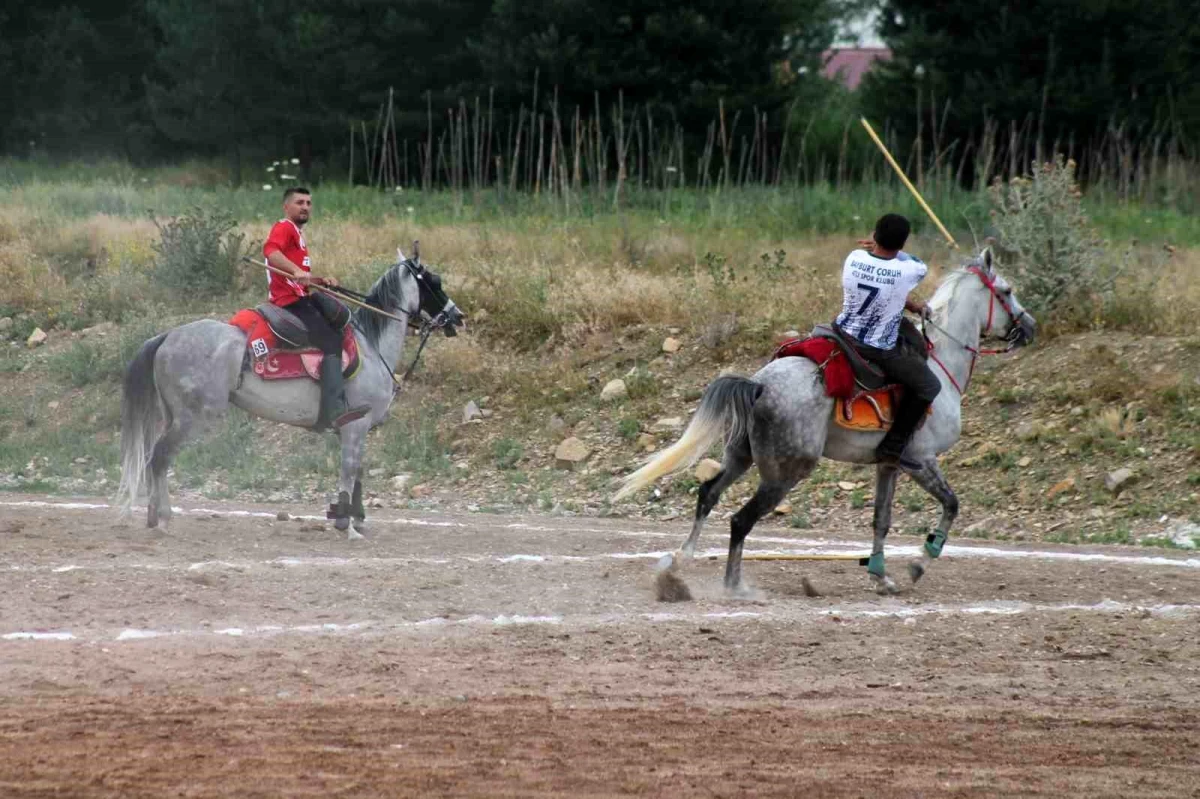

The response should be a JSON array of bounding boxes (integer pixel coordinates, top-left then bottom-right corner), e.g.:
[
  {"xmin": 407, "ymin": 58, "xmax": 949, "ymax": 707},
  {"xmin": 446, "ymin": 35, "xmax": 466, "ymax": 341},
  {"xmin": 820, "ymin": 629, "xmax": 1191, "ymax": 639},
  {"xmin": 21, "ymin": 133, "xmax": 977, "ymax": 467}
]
[
  {"xmin": 905, "ymin": 297, "xmax": 932, "ymax": 318},
  {"xmin": 266, "ymin": 250, "xmax": 303, "ymax": 279},
  {"xmin": 265, "ymin": 251, "xmax": 312, "ymax": 285}
]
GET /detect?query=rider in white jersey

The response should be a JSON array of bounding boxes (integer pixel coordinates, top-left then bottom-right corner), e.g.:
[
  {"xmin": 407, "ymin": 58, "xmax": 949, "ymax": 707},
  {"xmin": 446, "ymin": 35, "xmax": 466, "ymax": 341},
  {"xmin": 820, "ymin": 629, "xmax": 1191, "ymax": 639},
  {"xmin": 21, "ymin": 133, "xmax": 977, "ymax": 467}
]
[
  {"xmin": 833, "ymin": 213, "xmax": 940, "ymax": 470},
  {"xmin": 836, "ymin": 249, "xmax": 927, "ymax": 349}
]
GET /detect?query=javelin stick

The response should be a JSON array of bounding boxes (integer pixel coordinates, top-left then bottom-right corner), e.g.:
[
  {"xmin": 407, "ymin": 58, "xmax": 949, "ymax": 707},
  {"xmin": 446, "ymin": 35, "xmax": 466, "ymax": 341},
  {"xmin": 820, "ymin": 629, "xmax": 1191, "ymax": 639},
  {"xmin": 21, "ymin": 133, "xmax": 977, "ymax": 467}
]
[
  {"xmin": 740, "ymin": 552, "xmax": 869, "ymax": 562},
  {"xmin": 860, "ymin": 117, "xmax": 958, "ymax": 249},
  {"xmin": 241, "ymin": 257, "xmax": 409, "ymax": 325}
]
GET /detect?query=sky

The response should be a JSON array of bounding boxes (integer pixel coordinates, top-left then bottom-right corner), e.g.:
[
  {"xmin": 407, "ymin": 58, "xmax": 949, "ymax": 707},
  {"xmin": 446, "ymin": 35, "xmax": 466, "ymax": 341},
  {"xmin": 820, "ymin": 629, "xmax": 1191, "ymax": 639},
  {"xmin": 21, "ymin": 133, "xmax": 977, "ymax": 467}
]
[{"xmin": 833, "ymin": 8, "xmax": 886, "ymax": 48}]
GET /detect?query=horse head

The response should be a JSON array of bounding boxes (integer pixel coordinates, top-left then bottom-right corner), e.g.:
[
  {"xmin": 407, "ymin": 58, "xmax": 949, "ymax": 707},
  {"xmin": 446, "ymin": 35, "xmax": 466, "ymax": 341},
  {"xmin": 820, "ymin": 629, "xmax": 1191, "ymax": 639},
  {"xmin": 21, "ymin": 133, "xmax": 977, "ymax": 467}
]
[
  {"xmin": 396, "ymin": 241, "xmax": 465, "ymax": 337},
  {"xmin": 961, "ymin": 244, "xmax": 1037, "ymax": 348}
]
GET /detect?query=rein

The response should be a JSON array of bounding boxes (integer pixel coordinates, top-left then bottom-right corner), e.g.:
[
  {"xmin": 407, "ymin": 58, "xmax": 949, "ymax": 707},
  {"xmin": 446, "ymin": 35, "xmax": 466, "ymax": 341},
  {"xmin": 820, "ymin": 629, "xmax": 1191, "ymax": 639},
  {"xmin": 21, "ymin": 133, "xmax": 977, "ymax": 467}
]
[
  {"xmin": 921, "ymin": 266, "xmax": 1026, "ymax": 396},
  {"xmin": 349, "ymin": 314, "xmax": 439, "ymax": 395},
  {"xmin": 326, "ymin": 264, "xmax": 447, "ymax": 395}
]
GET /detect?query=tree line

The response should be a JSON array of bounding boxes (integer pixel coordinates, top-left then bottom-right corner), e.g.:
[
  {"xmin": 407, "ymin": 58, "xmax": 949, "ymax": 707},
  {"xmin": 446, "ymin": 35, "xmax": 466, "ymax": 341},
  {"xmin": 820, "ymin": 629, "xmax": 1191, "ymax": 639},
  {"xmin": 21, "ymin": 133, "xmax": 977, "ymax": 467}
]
[{"xmin": 2, "ymin": 0, "xmax": 1195, "ymax": 188}]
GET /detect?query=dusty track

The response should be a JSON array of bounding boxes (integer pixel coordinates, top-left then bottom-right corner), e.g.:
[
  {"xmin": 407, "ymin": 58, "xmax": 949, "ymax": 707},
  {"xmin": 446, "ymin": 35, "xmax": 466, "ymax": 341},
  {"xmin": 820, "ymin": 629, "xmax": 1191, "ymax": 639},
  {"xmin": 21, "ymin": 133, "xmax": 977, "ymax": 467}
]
[{"xmin": 2, "ymin": 495, "xmax": 1198, "ymax": 797}]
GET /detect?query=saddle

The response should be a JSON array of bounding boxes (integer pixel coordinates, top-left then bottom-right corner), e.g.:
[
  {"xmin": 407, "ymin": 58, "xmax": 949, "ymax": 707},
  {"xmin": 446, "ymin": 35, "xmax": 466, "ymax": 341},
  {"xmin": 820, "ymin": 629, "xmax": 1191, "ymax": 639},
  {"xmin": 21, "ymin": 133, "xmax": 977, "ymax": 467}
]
[
  {"xmin": 228, "ymin": 304, "xmax": 360, "ymax": 382},
  {"xmin": 771, "ymin": 320, "xmax": 930, "ymax": 432}
]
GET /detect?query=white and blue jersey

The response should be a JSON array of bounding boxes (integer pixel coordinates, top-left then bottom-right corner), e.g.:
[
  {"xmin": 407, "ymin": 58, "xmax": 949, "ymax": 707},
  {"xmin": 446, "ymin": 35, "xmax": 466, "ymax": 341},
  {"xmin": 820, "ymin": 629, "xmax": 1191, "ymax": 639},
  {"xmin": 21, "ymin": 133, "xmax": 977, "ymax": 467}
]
[{"xmin": 834, "ymin": 249, "xmax": 927, "ymax": 350}]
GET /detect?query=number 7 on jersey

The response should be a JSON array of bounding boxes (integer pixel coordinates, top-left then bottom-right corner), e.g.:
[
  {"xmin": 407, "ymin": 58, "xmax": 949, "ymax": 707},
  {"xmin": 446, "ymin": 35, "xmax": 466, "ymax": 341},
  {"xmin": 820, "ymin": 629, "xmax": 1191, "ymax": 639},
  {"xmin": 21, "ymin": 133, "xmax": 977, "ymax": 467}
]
[{"xmin": 856, "ymin": 283, "xmax": 880, "ymax": 314}]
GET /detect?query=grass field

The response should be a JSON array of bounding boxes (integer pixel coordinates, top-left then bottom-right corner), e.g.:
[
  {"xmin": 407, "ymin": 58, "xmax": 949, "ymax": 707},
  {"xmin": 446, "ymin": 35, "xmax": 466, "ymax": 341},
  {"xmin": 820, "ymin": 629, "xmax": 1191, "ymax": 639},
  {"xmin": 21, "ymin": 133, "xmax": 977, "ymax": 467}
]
[{"xmin": 2, "ymin": 157, "xmax": 1199, "ymax": 549}]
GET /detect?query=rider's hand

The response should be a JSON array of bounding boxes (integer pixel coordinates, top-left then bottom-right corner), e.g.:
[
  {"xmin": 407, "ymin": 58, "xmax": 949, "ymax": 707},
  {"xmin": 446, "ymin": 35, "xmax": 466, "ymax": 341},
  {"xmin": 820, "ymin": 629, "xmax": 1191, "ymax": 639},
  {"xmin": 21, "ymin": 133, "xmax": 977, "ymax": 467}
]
[
  {"xmin": 323, "ymin": 276, "xmax": 340, "ymax": 288},
  {"xmin": 921, "ymin": 303, "xmax": 933, "ymax": 320},
  {"xmin": 857, "ymin": 238, "xmax": 876, "ymax": 253},
  {"xmin": 293, "ymin": 273, "xmax": 312, "ymax": 287}
]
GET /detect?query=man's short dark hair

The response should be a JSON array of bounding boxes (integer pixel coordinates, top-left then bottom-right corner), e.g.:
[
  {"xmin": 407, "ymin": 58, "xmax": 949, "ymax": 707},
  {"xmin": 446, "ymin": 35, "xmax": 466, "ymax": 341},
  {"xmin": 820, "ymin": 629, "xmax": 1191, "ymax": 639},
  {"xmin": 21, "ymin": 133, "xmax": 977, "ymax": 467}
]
[
  {"xmin": 873, "ymin": 213, "xmax": 911, "ymax": 251},
  {"xmin": 283, "ymin": 186, "xmax": 311, "ymax": 202}
]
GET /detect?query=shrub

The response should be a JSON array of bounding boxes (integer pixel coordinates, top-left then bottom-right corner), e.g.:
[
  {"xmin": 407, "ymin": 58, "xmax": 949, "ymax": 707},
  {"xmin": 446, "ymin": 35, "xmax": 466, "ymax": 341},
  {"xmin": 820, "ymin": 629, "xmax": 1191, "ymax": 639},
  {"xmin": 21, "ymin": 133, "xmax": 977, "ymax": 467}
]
[
  {"xmin": 492, "ymin": 438, "xmax": 524, "ymax": 470},
  {"xmin": 988, "ymin": 156, "xmax": 1125, "ymax": 325},
  {"xmin": 151, "ymin": 207, "xmax": 253, "ymax": 295}
]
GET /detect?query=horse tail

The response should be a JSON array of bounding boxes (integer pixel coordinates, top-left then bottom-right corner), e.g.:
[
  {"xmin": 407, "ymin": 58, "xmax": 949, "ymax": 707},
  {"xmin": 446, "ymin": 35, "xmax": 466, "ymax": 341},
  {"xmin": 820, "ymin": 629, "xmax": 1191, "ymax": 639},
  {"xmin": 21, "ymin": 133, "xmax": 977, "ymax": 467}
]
[
  {"xmin": 615, "ymin": 375, "xmax": 763, "ymax": 502},
  {"xmin": 116, "ymin": 333, "xmax": 168, "ymax": 516}
]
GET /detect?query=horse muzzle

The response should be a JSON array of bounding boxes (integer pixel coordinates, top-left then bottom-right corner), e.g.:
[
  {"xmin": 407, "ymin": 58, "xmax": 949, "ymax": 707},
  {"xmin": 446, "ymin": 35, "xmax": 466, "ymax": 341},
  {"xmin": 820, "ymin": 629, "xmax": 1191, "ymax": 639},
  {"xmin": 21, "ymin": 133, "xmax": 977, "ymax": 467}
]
[
  {"xmin": 1010, "ymin": 313, "xmax": 1037, "ymax": 347},
  {"xmin": 440, "ymin": 302, "xmax": 465, "ymax": 337}
]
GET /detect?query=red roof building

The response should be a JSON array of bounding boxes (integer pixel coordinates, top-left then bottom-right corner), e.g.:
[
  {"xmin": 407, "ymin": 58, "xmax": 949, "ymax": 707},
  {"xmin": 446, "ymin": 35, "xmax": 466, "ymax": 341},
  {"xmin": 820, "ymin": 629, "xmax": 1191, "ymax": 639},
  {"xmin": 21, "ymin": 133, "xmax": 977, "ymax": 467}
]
[{"xmin": 821, "ymin": 47, "xmax": 892, "ymax": 90}]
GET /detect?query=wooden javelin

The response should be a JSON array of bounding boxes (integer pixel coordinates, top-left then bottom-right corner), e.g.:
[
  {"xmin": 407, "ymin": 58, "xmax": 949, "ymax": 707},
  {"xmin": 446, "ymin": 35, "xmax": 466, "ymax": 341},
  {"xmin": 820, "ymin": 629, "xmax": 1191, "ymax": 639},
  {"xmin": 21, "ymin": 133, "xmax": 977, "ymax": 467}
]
[
  {"xmin": 242, "ymin": 257, "xmax": 409, "ymax": 325},
  {"xmin": 859, "ymin": 117, "xmax": 959, "ymax": 249},
  {"xmin": 741, "ymin": 552, "xmax": 868, "ymax": 562}
]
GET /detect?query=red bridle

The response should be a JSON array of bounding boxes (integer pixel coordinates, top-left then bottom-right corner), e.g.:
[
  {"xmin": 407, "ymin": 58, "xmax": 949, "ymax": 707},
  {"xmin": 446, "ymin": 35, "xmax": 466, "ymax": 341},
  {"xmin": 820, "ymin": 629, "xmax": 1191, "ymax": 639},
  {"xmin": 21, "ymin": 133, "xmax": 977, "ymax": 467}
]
[{"xmin": 926, "ymin": 266, "xmax": 1027, "ymax": 396}]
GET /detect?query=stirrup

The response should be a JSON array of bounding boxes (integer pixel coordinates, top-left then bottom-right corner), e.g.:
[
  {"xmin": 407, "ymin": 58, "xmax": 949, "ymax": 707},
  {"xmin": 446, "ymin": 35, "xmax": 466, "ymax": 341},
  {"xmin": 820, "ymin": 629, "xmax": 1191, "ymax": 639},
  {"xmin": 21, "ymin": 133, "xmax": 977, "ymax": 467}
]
[{"xmin": 332, "ymin": 405, "xmax": 370, "ymax": 428}]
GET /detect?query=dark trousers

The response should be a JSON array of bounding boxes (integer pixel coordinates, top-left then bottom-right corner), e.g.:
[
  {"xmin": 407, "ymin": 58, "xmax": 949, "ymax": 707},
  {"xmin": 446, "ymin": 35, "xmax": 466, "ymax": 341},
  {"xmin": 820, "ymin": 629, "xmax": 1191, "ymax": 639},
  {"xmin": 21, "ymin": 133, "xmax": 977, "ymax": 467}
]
[
  {"xmin": 285, "ymin": 295, "xmax": 346, "ymax": 356},
  {"xmin": 854, "ymin": 337, "xmax": 941, "ymax": 457}
]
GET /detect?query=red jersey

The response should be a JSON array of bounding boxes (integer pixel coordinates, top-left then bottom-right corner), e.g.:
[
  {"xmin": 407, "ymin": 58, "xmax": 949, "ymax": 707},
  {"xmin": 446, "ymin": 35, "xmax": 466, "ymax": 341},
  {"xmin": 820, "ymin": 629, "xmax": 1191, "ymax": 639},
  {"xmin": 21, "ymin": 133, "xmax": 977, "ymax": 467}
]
[{"xmin": 263, "ymin": 219, "xmax": 311, "ymax": 306}]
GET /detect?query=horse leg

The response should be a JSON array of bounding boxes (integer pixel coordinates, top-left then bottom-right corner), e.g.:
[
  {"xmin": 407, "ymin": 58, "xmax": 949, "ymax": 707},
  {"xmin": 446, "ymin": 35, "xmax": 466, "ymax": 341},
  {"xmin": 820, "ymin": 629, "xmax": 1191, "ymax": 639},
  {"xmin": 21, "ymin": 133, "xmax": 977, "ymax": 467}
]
[
  {"xmin": 724, "ymin": 466, "xmax": 810, "ymax": 596},
  {"xmin": 351, "ymin": 470, "xmax": 366, "ymax": 533},
  {"xmin": 904, "ymin": 460, "xmax": 958, "ymax": 584},
  {"xmin": 146, "ymin": 414, "xmax": 193, "ymax": 529},
  {"xmin": 332, "ymin": 421, "xmax": 369, "ymax": 540},
  {"xmin": 681, "ymin": 443, "xmax": 753, "ymax": 560},
  {"xmin": 656, "ymin": 445, "xmax": 754, "ymax": 581},
  {"xmin": 867, "ymin": 464, "xmax": 902, "ymax": 595}
]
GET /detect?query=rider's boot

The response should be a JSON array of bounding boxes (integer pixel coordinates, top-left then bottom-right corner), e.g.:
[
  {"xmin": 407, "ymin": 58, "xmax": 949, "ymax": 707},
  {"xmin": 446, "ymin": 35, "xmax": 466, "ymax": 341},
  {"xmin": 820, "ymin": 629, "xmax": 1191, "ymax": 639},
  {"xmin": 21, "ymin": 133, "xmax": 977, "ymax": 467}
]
[
  {"xmin": 875, "ymin": 394, "xmax": 930, "ymax": 470},
  {"xmin": 315, "ymin": 354, "xmax": 369, "ymax": 432}
]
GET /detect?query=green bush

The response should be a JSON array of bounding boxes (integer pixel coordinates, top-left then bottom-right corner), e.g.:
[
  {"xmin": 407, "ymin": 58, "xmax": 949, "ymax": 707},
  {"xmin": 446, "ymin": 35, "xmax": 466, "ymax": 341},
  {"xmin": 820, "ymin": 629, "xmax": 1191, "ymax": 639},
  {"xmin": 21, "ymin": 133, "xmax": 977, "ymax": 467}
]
[
  {"xmin": 151, "ymin": 207, "xmax": 253, "ymax": 295},
  {"xmin": 988, "ymin": 156, "xmax": 1135, "ymax": 326},
  {"xmin": 492, "ymin": 438, "xmax": 524, "ymax": 470}
]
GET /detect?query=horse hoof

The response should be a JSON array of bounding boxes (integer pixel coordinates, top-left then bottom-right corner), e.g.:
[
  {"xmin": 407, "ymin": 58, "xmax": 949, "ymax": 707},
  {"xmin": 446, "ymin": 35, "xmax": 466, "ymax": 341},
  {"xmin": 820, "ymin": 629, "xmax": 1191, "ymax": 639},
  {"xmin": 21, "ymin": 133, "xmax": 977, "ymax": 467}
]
[
  {"xmin": 725, "ymin": 583, "xmax": 761, "ymax": 601},
  {"xmin": 908, "ymin": 560, "xmax": 926, "ymax": 584},
  {"xmin": 334, "ymin": 517, "xmax": 350, "ymax": 532},
  {"xmin": 872, "ymin": 575, "xmax": 900, "ymax": 595},
  {"xmin": 347, "ymin": 528, "xmax": 365, "ymax": 542}
]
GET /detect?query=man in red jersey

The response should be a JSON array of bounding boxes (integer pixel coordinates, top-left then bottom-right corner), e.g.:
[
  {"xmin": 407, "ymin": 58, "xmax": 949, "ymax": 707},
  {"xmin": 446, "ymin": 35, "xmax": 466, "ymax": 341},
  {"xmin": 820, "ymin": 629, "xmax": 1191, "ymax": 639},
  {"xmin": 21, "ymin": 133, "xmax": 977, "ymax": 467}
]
[{"xmin": 263, "ymin": 187, "xmax": 368, "ymax": 431}]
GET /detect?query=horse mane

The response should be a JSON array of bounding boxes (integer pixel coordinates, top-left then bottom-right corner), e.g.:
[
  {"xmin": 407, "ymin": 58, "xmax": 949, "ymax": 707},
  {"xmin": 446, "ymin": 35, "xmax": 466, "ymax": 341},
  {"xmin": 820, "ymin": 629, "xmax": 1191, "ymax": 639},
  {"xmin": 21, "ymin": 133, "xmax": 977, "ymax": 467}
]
[
  {"xmin": 928, "ymin": 268, "xmax": 971, "ymax": 320},
  {"xmin": 353, "ymin": 262, "xmax": 409, "ymax": 346}
]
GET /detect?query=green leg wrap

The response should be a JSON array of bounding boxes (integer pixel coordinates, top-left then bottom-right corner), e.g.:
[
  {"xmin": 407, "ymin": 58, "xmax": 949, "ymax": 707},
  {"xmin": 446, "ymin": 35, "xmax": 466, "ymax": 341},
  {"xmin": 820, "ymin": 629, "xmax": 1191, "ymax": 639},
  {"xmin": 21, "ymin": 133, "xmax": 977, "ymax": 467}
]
[
  {"xmin": 925, "ymin": 531, "xmax": 948, "ymax": 559},
  {"xmin": 866, "ymin": 552, "xmax": 886, "ymax": 577}
]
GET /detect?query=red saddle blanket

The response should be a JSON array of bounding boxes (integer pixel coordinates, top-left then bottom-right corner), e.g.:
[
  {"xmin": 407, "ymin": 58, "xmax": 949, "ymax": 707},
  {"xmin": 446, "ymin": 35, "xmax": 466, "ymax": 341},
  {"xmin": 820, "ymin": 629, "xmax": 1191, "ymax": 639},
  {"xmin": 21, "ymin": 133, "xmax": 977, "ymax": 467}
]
[
  {"xmin": 771, "ymin": 336, "xmax": 918, "ymax": 432},
  {"xmin": 771, "ymin": 337, "xmax": 860, "ymax": 398},
  {"xmin": 228, "ymin": 309, "xmax": 359, "ymax": 382}
]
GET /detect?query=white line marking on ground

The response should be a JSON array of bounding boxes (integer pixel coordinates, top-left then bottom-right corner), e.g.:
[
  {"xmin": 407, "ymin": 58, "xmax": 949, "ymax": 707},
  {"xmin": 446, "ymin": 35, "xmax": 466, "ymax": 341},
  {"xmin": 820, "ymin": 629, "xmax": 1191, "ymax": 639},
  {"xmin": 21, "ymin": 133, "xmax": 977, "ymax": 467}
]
[
  {"xmin": 3, "ymin": 632, "xmax": 76, "ymax": 641},
  {"xmin": 8, "ymin": 543, "xmax": 1199, "ymax": 576},
  {"xmin": 4, "ymin": 601, "xmax": 1198, "ymax": 647},
  {"xmin": 4, "ymin": 500, "xmax": 1199, "ymax": 572}
]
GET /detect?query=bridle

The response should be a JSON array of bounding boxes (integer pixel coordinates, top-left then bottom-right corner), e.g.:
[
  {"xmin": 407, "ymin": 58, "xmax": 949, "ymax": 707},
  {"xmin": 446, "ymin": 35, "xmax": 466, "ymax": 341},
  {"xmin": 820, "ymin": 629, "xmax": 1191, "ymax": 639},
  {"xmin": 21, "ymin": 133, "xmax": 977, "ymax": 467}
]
[
  {"xmin": 922, "ymin": 265, "xmax": 1029, "ymax": 396},
  {"xmin": 329, "ymin": 259, "xmax": 458, "ymax": 391}
]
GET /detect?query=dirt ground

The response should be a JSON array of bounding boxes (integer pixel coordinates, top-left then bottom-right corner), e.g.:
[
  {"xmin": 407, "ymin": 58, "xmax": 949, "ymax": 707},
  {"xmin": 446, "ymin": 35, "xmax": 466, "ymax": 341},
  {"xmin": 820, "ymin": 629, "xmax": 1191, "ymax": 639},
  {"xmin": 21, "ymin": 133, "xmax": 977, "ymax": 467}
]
[{"xmin": 2, "ymin": 494, "xmax": 1199, "ymax": 798}]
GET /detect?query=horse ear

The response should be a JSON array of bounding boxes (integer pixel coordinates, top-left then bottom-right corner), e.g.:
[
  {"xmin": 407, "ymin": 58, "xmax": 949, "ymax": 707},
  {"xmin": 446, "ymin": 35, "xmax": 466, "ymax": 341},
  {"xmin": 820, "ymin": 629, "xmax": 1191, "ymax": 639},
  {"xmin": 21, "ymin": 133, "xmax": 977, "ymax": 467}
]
[
  {"xmin": 412, "ymin": 240, "xmax": 421, "ymax": 265},
  {"xmin": 397, "ymin": 246, "xmax": 405, "ymax": 262},
  {"xmin": 981, "ymin": 245, "xmax": 995, "ymax": 274}
]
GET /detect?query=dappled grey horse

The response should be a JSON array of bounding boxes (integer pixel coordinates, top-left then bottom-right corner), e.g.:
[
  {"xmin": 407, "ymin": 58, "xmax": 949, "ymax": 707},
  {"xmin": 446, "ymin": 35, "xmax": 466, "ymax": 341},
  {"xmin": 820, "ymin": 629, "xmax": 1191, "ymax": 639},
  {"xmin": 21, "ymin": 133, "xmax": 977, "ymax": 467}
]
[
  {"xmin": 117, "ymin": 245, "xmax": 464, "ymax": 537},
  {"xmin": 615, "ymin": 246, "xmax": 1037, "ymax": 595}
]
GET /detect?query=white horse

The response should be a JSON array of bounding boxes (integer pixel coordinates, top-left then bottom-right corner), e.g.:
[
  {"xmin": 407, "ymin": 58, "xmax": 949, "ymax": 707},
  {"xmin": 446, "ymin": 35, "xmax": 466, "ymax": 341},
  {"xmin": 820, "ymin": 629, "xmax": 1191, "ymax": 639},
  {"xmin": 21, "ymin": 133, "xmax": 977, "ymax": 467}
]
[
  {"xmin": 616, "ymin": 246, "xmax": 1037, "ymax": 595},
  {"xmin": 116, "ymin": 245, "xmax": 463, "ymax": 536}
]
